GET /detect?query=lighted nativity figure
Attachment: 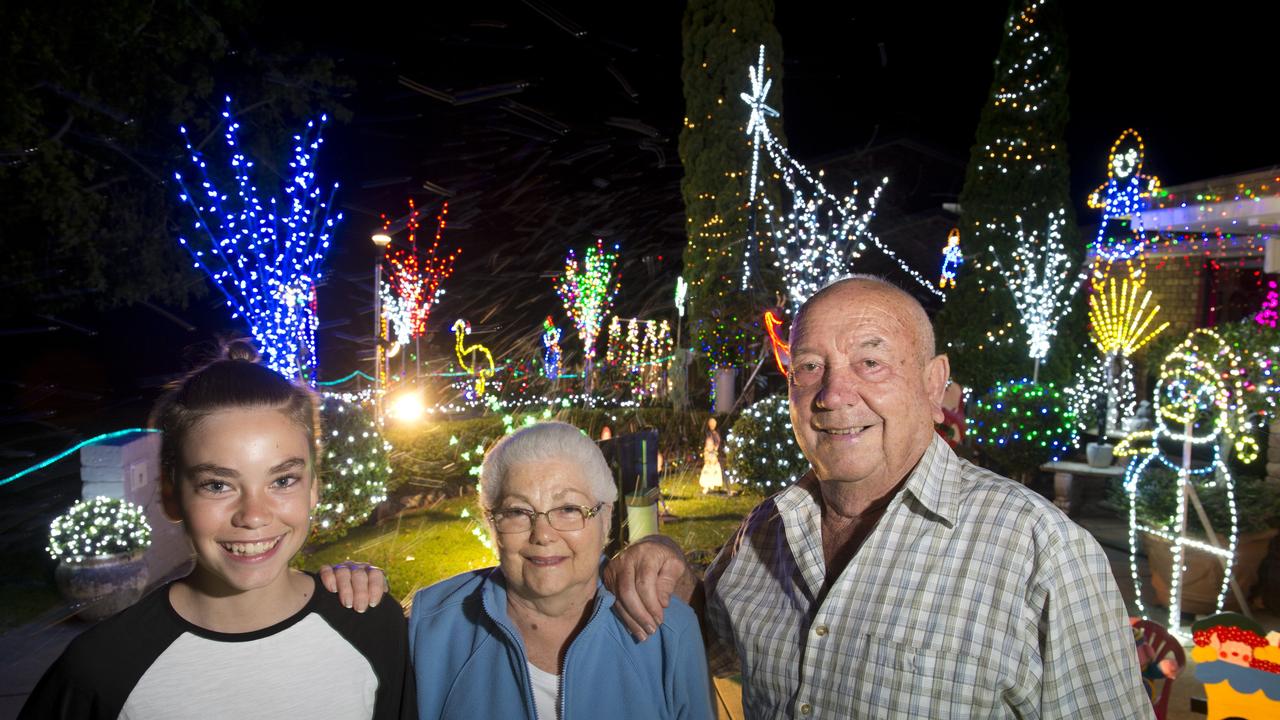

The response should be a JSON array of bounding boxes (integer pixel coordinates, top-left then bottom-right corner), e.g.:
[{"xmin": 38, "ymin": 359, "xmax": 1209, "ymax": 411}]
[
  {"xmin": 699, "ymin": 418, "xmax": 726, "ymax": 494},
  {"xmin": 1086, "ymin": 128, "xmax": 1160, "ymax": 286},
  {"xmin": 1116, "ymin": 329, "xmax": 1260, "ymax": 634},
  {"xmin": 939, "ymin": 229, "xmax": 963, "ymax": 289}
]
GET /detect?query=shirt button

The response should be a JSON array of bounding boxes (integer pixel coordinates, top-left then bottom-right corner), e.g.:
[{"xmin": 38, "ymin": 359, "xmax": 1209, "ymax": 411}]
[
  {"xmin": 813, "ymin": 625, "xmax": 828, "ymax": 637},
  {"xmin": 799, "ymin": 703, "xmax": 812, "ymax": 715}
]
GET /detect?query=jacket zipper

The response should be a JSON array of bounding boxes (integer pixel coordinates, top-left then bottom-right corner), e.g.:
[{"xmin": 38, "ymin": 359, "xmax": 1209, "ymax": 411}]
[{"xmin": 558, "ymin": 594, "xmax": 606, "ymax": 719}]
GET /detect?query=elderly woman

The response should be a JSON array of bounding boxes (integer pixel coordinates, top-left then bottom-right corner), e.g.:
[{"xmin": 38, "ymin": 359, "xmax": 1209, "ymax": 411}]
[{"xmin": 409, "ymin": 422, "xmax": 712, "ymax": 720}]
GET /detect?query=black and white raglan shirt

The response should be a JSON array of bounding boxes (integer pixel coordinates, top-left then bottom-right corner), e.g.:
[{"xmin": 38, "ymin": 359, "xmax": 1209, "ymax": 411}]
[{"xmin": 20, "ymin": 574, "xmax": 416, "ymax": 719}]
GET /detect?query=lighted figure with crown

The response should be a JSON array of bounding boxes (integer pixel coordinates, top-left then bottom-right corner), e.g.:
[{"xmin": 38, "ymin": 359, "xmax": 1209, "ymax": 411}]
[{"xmin": 1086, "ymin": 129, "xmax": 1160, "ymax": 286}]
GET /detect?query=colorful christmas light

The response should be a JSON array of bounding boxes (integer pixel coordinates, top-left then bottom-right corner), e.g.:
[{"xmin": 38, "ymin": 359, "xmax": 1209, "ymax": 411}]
[
  {"xmin": 379, "ymin": 200, "xmax": 459, "ymax": 350},
  {"xmin": 988, "ymin": 208, "xmax": 1084, "ymax": 362},
  {"xmin": 604, "ymin": 317, "xmax": 673, "ymax": 397},
  {"xmin": 174, "ymin": 98, "xmax": 340, "ymax": 383},
  {"xmin": 1257, "ymin": 281, "xmax": 1279, "ymax": 329},
  {"xmin": 453, "ymin": 319, "xmax": 496, "ymax": 398},
  {"xmin": 556, "ymin": 240, "xmax": 621, "ymax": 381},
  {"xmin": 1087, "ymin": 128, "xmax": 1160, "ymax": 285},
  {"xmin": 741, "ymin": 45, "xmax": 941, "ymax": 306},
  {"xmin": 541, "ymin": 316, "xmax": 562, "ymax": 380},
  {"xmin": 940, "ymin": 228, "xmax": 963, "ymax": 290},
  {"xmin": 969, "ymin": 379, "xmax": 1078, "ymax": 464}
]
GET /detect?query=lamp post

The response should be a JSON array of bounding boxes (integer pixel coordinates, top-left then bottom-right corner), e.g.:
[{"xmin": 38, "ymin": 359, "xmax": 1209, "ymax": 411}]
[{"xmin": 372, "ymin": 232, "xmax": 392, "ymax": 423}]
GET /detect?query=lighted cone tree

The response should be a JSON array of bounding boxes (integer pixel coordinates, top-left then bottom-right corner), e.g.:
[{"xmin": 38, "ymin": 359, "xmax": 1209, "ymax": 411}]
[
  {"xmin": 556, "ymin": 240, "xmax": 620, "ymax": 394},
  {"xmin": 936, "ymin": 0, "xmax": 1086, "ymax": 395},
  {"xmin": 174, "ymin": 98, "xmax": 341, "ymax": 383}
]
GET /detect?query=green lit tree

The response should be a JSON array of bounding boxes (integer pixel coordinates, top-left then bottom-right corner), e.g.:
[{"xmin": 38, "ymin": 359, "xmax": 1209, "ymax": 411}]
[
  {"xmin": 311, "ymin": 398, "xmax": 392, "ymax": 545},
  {"xmin": 679, "ymin": 0, "xmax": 783, "ymax": 410},
  {"xmin": 936, "ymin": 0, "xmax": 1087, "ymax": 395}
]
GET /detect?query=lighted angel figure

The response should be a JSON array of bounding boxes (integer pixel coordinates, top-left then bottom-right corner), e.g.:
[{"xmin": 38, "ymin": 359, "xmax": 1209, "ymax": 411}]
[
  {"xmin": 699, "ymin": 418, "xmax": 725, "ymax": 494},
  {"xmin": 939, "ymin": 228, "xmax": 963, "ymax": 289},
  {"xmin": 1116, "ymin": 329, "xmax": 1260, "ymax": 630},
  {"xmin": 1087, "ymin": 129, "xmax": 1160, "ymax": 286}
]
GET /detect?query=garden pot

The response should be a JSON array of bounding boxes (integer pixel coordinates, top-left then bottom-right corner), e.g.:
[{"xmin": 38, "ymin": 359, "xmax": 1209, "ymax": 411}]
[
  {"xmin": 1142, "ymin": 528, "xmax": 1279, "ymax": 614},
  {"xmin": 55, "ymin": 550, "xmax": 149, "ymax": 621},
  {"xmin": 1086, "ymin": 442, "xmax": 1114, "ymax": 468}
]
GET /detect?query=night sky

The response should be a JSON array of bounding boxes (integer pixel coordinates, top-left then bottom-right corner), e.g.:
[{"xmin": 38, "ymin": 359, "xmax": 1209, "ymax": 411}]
[{"xmin": 4, "ymin": 1, "xmax": 1278, "ymax": 451}]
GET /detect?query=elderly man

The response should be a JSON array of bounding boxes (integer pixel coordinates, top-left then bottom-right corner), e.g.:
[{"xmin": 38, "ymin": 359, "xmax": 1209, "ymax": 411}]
[{"xmin": 604, "ymin": 276, "xmax": 1152, "ymax": 718}]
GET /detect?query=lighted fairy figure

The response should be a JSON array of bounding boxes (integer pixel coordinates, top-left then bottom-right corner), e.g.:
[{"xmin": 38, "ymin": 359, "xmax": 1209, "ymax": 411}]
[
  {"xmin": 1086, "ymin": 128, "xmax": 1160, "ymax": 286},
  {"xmin": 939, "ymin": 228, "xmax": 963, "ymax": 289},
  {"xmin": 699, "ymin": 418, "xmax": 725, "ymax": 494},
  {"xmin": 541, "ymin": 316, "xmax": 562, "ymax": 380},
  {"xmin": 1116, "ymin": 329, "xmax": 1260, "ymax": 632}
]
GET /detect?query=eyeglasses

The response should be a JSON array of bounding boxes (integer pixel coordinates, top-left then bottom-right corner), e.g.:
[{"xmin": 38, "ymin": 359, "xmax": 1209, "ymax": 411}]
[{"xmin": 486, "ymin": 502, "xmax": 605, "ymax": 534}]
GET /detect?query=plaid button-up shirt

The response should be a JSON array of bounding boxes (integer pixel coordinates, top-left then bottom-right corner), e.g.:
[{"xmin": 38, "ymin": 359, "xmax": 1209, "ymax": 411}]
[{"xmin": 703, "ymin": 435, "xmax": 1153, "ymax": 719}]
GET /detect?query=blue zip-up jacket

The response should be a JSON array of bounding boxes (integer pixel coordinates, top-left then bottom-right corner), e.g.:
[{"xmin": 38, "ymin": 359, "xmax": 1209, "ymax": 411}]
[{"xmin": 408, "ymin": 566, "xmax": 713, "ymax": 720}]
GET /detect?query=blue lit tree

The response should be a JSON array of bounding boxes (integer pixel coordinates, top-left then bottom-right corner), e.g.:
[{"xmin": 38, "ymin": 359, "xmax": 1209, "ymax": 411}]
[{"xmin": 173, "ymin": 98, "xmax": 341, "ymax": 383}]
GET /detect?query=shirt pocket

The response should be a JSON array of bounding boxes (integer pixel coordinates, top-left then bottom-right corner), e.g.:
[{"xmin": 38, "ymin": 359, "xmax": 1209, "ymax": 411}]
[{"xmin": 849, "ymin": 635, "xmax": 1007, "ymax": 719}]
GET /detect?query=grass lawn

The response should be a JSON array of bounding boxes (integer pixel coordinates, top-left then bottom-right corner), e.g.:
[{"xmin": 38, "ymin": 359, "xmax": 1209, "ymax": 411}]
[{"xmin": 299, "ymin": 468, "xmax": 766, "ymax": 604}]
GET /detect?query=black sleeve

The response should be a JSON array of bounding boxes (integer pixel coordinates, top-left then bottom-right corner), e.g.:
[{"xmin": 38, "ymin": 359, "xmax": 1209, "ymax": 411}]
[
  {"xmin": 18, "ymin": 587, "xmax": 180, "ymax": 720},
  {"xmin": 310, "ymin": 585, "xmax": 417, "ymax": 720}
]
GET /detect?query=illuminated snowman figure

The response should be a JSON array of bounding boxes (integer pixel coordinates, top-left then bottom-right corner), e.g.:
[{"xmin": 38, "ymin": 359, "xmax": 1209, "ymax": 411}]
[
  {"xmin": 1086, "ymin": 129, "xmax": 1160, "ymax": 287},
  {"xmin": 1117, "ymin": 329, "xmax": 1260, "ymax": 632}
]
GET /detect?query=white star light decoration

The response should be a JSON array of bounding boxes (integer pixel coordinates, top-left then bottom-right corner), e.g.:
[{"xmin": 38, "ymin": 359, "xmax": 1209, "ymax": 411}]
[{"xmin": 740, "ymin": 45, "xmax": 941, "ymax": 306}]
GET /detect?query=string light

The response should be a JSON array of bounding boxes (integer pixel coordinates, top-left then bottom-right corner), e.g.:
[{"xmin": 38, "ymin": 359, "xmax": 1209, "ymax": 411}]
[
  {"xmin": 541, "ymin": 317, "xmax": 562, "ymax": 380},
  {"xmin": 1257, "ymin": 281, "xmax": 1278, "ymax": 328},
  {"xmin": 988, "ymin": 208, "xmax": 1084, "ymax": 361},
  {"xmin": 1065, "ymin": 348, "xmax": 1137, "ymax": 434},
  {"xmin": 312, "ymin": 398, "xmax": 391, "ymax": 544},
  {"xmin": 379, "ymin": 200, "xmax": 459, "ymax": 350},
  {"xmin": 1117, "ymin": 329, "xmax": 1261, "ymax": 634},
  {"xmin": 47, "ymin": 497, "xmax": 152, "ymax": 563},
  {"xmin": 556, "ymin": 240, "xmax": 621, "ymax": 377},
  {"xmin": 940, "ymin": 228, "xmax": 963, "ymax": 290},
  {"xmin": 1089, "ymin": 275, "xmax": 1169, "ymax": 357},
  {"xmin": 453, "ymin": 319, "xmax": 495, "ymax": 398},
  {"xmin": 969, "ymin": 379, "xmax": 1077, "ymax": 464},
  {"xmin": 604, "ymin": 317, "xmax": 673, "ymax": 397},
  {"xmin": 741, "ymin": 45, "xmax": 941, "ymax": 306},
  {"xmin": 1086, "ymin": 129, "xmax": 1160, "ymax": 285},
  {"xmin": 763, "ymin": 310, "xmax": 790, "ymax": 375},
  {"xmin": 724, "ymin": 394, "xmax": 809, "ymax": 490},
  {"xmin": 174, "ymin": 97, "xmax": 340, "ymax": 383}
]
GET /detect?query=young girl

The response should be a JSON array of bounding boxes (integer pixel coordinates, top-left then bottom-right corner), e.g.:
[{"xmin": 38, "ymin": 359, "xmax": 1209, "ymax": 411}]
[{"xmin": 21, "ymin": 341, "xmax": 415, "ymax": 719}]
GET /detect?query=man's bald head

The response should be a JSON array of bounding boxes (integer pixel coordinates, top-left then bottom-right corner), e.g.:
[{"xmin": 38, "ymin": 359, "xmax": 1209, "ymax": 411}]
[{"xmin": 793, "ymin": 275, "xmax": 937, "ymax": 366}]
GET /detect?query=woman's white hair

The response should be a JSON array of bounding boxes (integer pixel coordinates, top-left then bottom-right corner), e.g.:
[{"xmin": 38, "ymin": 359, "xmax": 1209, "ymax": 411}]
[{"xmin": 479, "ymin": 421, "xmax": 618, "ymax": 509}]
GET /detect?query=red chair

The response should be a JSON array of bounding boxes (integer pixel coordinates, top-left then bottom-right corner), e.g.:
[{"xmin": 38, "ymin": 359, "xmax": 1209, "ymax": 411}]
[{"xmin": 1132, "ymin": 618, "xmax": 1186, "ymax": 720}]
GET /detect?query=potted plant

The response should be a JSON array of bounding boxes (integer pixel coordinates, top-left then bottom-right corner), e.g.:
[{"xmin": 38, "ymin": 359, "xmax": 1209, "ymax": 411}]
[
  {"xmin": 1131, "ymin": 466, "xmax": 1280, "ymax": 613},
  {"xmin": 47, "ymin": 496, "xmax": 152, "ymax": 621}
]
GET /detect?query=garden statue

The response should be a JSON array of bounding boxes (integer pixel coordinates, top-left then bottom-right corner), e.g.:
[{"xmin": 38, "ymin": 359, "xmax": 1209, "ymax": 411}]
[{"xmin": 699, "ymin": 418, "xmax": 725, "ymax": 494}]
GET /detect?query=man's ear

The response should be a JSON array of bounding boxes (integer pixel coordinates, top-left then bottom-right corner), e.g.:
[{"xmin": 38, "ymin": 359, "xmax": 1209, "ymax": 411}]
[
  {"xmin": 924, "ymin": 354, "xmax": 951, "ymax": 424},
  {"xmin": 161, "ymin": 472, "xmax": 183, "ymax": 523}
]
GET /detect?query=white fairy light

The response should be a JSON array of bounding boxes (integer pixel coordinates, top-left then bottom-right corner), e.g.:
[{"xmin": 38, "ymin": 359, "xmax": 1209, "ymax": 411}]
[
  {"xmin": 988, "ymin": 208, "xmax": 1084, "ymax": 361},
  {"xmin": 740, "ymin": 45, "xmax": 942, "ymax": 305}
]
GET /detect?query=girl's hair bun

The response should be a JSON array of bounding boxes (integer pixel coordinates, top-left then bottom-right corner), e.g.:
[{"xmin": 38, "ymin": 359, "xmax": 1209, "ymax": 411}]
[{"xmin": 223, "ymin": 339, "xmax": 259, "ymax": 363}]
